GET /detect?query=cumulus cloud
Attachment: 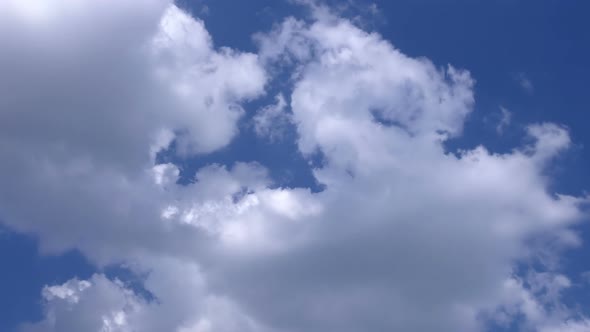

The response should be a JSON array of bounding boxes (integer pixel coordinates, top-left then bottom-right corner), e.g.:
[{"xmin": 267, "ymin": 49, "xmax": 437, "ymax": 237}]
[
  {"xmin": 0, "ymin": 0, "xmax": 266, "ymax": 258},
  {"xmin": 0, "ymin": 1, "xmax": 588, "ymax": 332},
  {"xmin": 21, "ymin": 259, "xmax": 271, "ymax": 332},
  {"xmin": 0, "ymin": 0, "xmax": 266, "ymax": 166}
]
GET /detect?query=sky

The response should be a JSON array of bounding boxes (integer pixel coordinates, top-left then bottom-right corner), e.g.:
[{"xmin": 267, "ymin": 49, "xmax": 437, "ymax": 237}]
[{"xmin": 1, "ymin": 0, "xmax": 590, "ymax": 331}]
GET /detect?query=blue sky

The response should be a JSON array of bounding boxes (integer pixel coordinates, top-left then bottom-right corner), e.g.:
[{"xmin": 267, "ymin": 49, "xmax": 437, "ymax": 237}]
[{"xmin": 1, "ymin": 1, "xmax": 589, "ymax": 331}]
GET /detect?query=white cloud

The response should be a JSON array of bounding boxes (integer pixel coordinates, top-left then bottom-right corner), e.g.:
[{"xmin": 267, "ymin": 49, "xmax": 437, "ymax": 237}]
[
  {"xmin": 0, "ymin": 0, "xmax": 266, "ymax": 167},
  {"xmin": 525, "ymin": 122, "xmax": 571, "ymax": 163},
  {"xmin": 517, "ymin": 73, "xmax": 535, "ymax": 94},
  {"xmin": 0, "ymin": 1, "xmax": 587, "ymax": 332},
  {"xmin": 487, "ymin": 271, "xmax": 590, "ymax": 331},
  {"xmin": 21, "ymin": 259, "xmax": 272, "ymax": 332},
  {"xmin": 217, "ymin": 7, "xmax": 587, "ymax": 331},
  {"xmin": 20, "ymin": 275, "xmax": 141, "ymax": 332},
  {"xmin": 516, "ymin": 72, "xmax": 535, "ymax": 94},
  {"xmin": 540, "ymin": 320, "xmax": 590, "ymax": 332},
  {"xmin": 253, "ymin": 94, "xmax": 292, "ymax": 141},
  {"xmin": 0, "ymin": 0, "xmax": 266, "ymax": 259},
  {"xmin": 496, "ymin": 106, "xmax": 512, "ymax": 134}
]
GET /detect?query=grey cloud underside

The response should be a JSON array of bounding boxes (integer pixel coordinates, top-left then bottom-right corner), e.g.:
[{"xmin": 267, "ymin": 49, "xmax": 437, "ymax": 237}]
[{"xmin": 0, "ymin": 1, "xmax": 588, "ymax": 332}]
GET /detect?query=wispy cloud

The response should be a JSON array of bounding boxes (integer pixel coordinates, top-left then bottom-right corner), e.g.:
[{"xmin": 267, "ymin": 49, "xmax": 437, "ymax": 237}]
[
  {"xmin": 496, "ymin": 106, "xmax": 513, "ymax": 134},
  {"xmin": 515, "ymin": 72, "xmax": 534, "ymax": 94}
]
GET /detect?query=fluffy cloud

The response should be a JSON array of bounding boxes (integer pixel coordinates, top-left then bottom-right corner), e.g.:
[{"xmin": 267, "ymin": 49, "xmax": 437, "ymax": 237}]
[
  {"xmin": 0, "ymin": 0, "xmax": 266, "ymax": 258},
  {"xmin": 1, "ymin": 1, "xmax": 588, "ymax": 332},
  {"xmin": 21, "ymin": 259, "xmax": 271, "ymax": 332},
  {"xmin": 490, "ymin": 272, "xmax": 590, "ymax": 331},
  {"xmin": 2, "ymin": 0, "xmax": 265, "ymax": 158}
]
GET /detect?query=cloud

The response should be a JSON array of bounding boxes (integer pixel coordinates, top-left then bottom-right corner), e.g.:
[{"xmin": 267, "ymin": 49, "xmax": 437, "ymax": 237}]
[
  {"xmin": 0, "ymin": 0, "xmax": 266, "ymax": 259},
  {"xmin": 0, "ymin": 0, "xmax": 266, "ymax": 164},
  {"xmin": 496, "ymin": 106, "xmax": 512, "ymax": 134},
  {"xmin": 230, "ymin": 9, "xmax": 585, "ymax": 331},
  {"xmin": 21, "ymin": 259, "xmax": 271, "ymax": 332},
  {"xmin": 0, "ymin": 1, "xmax": 587, "ymax": 332},
  {"xmin": 516, "ymin": 72, "xmax": 534, "ymax": 94},
  {"xmin": 540, "ymin": 320, "xmax": 590, "ymax": 332},
  {"xmin": 526, "ymin": 122, "xmax": 571, "ymax": 162},
  {"xmin": 253, "ymin": 94, "xmax": 292, "ymax": 142},
  {"xmin": 489, "ymin": 271, "xmax": 590, "ymax": 331},
  {"xmin": 21, "ymin": 275, "xmax": 142, "ymax": 332}
]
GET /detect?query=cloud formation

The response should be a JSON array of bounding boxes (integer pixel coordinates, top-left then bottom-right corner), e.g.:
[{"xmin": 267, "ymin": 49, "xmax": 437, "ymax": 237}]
[
  {"xmin": 0, "ymin": 1, "xmax": 588, "ymax": 332},
  {"xmin": 516, "ymin": 72, "xmax": 535, "ymax": 94},
  {"xmin": 496, "ymin": 106, "xmax": 512, "ymax": 134}
]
